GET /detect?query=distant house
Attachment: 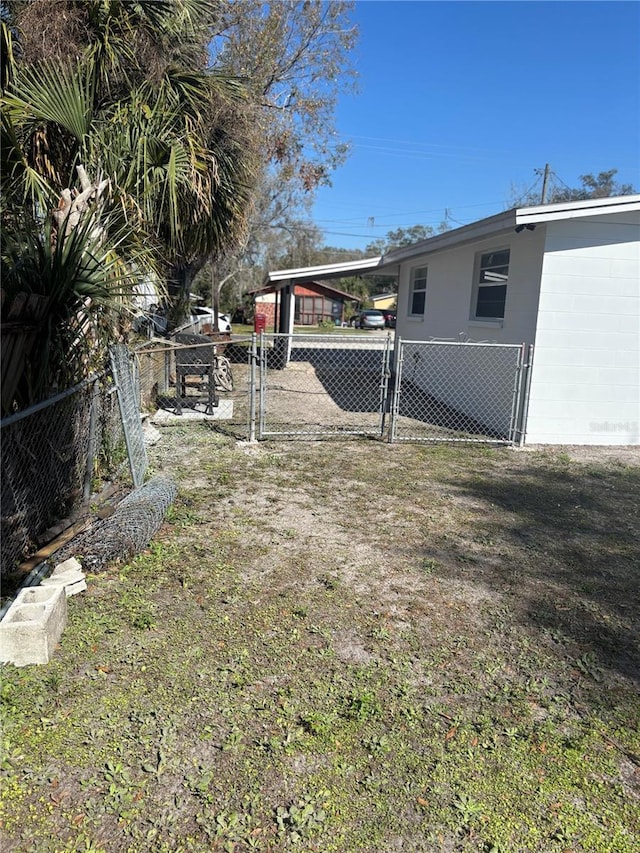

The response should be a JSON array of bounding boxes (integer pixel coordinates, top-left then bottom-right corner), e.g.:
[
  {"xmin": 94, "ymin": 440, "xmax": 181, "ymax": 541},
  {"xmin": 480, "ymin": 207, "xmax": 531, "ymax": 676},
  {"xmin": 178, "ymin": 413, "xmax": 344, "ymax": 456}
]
[
  {"xmin": 252, "ymin": 280, "xmax": 357, "ymax": 326},
  {"xmin": 382, "ymin": 194, "xmax": 640, "ymax": 446},
  {"xmin": 255, "ymin": 260, "xmax": 374, "ymax": 328},
  {"xmin": 371, "ymin": 293, "xmax": 397, "ymax": 311}
]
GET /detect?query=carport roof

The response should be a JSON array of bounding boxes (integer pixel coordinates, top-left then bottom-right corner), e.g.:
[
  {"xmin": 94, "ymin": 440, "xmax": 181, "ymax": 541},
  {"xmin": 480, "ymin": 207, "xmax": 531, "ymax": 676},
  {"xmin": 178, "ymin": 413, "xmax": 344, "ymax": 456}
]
[
  {"xmin": 264, "ymin": 256, "xmax": 387, "ymax": 288},
  {"xmin": 249, "ymin": 279, "xmax": 360, "ymax": 301}
]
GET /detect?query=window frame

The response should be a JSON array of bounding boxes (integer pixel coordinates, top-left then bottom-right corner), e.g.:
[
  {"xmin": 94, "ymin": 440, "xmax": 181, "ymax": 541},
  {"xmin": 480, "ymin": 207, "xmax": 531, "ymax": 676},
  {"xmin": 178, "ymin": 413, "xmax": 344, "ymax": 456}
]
[
  {"xmin": 408, "ymin": 266, "xmax": 428, "ymax": 317},
  {"xmin": 471, "ymin": 248, "xmax": 510, "ymax": 321}
]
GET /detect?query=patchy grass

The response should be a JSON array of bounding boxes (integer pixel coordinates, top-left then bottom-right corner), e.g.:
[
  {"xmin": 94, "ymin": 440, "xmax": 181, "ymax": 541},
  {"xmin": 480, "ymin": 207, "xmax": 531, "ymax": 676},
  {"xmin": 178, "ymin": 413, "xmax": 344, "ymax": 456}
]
[{"xmin": 1, "ymin": 432, "xmax": 639, "ymax": 852}]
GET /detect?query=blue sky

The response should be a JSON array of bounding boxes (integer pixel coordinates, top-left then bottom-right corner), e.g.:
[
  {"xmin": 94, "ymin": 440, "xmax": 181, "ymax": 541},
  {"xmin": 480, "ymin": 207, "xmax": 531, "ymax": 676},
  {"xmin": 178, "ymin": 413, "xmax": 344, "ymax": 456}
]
[{"xmin": 311, "ymin": 0, "xmax": 640, "ymax": 251}]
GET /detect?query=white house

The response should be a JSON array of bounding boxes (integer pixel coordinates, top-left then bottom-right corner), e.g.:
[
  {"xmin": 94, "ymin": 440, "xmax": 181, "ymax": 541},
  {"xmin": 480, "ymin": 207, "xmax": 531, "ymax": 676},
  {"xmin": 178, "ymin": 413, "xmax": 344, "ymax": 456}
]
[
  {"xmin": 263, "ymin": 195, "xmax": 639, "ymax": 446},
  {"xmin": 381, "ymin": 195, "xmax": 640, "ymax": 446}
]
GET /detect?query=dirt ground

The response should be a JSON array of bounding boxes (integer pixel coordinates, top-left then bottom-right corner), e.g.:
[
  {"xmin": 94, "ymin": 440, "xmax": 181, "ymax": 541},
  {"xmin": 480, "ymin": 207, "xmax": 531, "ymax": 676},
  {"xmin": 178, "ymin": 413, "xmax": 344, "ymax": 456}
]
[{"xmin": 1, "ymin": 427, "xmax": 639, "ymax": 852}]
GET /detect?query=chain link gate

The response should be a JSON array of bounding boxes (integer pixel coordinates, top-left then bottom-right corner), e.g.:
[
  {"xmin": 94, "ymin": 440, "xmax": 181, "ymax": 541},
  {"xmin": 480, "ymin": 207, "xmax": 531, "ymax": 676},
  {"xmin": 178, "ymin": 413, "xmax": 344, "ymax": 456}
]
[
  {"xmin": 255, "ymin": 332, "xmax": 393, "ymax": 439},
  {"xmin": 389, "ymin": 339, "xmax": 529, "ymax": 444},
  {"xmin": 250, "ymin": 333, "xmax": 530, "ymax": 445}
]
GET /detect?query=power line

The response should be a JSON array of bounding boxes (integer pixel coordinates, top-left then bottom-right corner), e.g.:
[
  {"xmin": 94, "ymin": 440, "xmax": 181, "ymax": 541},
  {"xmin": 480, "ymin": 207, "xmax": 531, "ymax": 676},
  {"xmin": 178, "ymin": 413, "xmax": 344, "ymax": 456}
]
[
  {"xmin": 549, "ymin": 169, "xmax": 576, "ymax": 193},
  {"xmin": 350, "ymin": 134, "xmax": 504, "ymax": 154},
  {"xmin": 511, "ymin": 173, "xmax": 544, "ymax": 206},
  {"xmin": 313, "ymin": 198, "xmax": 511, "ymax": 225}
]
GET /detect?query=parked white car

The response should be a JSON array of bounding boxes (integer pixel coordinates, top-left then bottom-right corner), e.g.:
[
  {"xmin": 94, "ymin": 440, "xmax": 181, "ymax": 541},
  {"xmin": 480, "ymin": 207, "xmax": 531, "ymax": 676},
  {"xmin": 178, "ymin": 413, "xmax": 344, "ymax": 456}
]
[{"xmin": 180, "ymin": 306, "xmax": 232, "ymax": 334}]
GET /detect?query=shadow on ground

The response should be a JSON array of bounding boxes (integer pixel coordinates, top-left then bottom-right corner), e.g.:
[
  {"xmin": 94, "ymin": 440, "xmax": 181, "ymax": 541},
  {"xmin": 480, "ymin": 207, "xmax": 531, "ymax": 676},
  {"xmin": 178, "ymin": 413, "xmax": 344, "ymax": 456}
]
[
  {"xmin": 281, "ymin": 345, "xmax": 506, "ymax": 439},
  {"xmin": 428, "ymin": 458, "xmax": 640, "ymax": 682}
]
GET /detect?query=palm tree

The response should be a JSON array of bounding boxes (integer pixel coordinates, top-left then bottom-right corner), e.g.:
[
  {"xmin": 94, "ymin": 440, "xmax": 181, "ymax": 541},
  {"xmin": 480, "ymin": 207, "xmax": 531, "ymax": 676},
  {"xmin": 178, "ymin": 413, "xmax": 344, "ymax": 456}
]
[
  {"xmin": 4, "ymin": 0, "xmax": 257, "ymax": 272},
  {"xmin": 1, "ymin": 0, "xmax": 257, "ymax": 406}
]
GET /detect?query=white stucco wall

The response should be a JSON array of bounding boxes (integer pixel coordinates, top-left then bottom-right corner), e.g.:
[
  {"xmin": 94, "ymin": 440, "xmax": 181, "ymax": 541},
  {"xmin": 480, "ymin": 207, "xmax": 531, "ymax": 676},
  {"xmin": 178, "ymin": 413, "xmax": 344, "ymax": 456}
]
[
  {"xmin": 393, "ymin": 227, "xmax": 545, "ymax": 436},
  {"xmin": 525, "ymin": 213, "xmax": 640, "ymax": 445},
  {"xmin": 395, "ymin": 226, "xmax": 545, "ymax": 346}
]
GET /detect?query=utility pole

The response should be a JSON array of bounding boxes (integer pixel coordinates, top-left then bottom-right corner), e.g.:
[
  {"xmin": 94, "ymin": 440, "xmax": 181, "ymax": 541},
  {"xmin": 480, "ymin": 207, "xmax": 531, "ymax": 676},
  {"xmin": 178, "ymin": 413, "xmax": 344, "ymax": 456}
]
[{"xmin": 540, "ymin": 163, "xmax": 551, "ymax": 204}]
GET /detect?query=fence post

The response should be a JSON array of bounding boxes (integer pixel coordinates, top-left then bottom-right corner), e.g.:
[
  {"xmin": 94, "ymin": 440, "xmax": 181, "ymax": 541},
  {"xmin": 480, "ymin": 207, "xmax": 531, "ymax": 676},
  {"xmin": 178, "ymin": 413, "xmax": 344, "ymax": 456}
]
[
  {"xmin": 517, "ymin": 344, "xmax": 535, "ymax": 447},
  {"xmin": 507, "ymin": 343, "xmax": 526, "ymax": 446},
  {"xmin": 249, "ymin": 333, "xmax": 257, "ymax": 443},
  {"xmin": 258, "ymin": 330, "xmax": 266, "ymax": 440},
  {"xmin": 378, "ymin": 335, "xmax": 392, "ymax": 439},
  {"xmin": 83, "ymin": 378, "xmax": 100, "ymax": 502},
  {"xmin": 388, "ymin": 336, "xmax": 403, "ymax": 443}
]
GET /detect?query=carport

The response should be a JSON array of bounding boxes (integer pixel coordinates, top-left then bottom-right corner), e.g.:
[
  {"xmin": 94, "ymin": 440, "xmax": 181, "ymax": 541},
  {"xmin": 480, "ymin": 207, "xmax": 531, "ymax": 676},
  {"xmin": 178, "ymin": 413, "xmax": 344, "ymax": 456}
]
[{"xmin": 264, "ymin": 256, "xmax": 392, "ymax": 336}]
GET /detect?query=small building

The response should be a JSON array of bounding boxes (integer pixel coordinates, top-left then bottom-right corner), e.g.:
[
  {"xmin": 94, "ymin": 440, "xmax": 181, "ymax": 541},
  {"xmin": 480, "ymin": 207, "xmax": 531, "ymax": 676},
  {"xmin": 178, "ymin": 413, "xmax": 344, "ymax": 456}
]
[
  {"xmin": 371, "ymin": 293, "xmax": 397, "ymax": 311},
  {"xmin": 255, "ymin": 259, "xmax": 377, "ymax": 329},
  {"xmin": 252, "ymin": 279, "xmax": 357, "ymax": 327}
]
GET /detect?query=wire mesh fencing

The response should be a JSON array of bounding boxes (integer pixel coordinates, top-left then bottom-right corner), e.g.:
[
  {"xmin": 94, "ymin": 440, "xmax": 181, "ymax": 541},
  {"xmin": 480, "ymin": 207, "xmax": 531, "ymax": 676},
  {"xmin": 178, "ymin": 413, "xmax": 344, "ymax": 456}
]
[
  {"xmin": 109, "ymin": 344, "xmax": 148, "ymax": 487},
  {"xmin": 390, "ymin": 339, "xmax": 527, "ymax": 443},
  {"xmin": 0, "ymin": 374, "xmax": 128, "ymax": 577},
  {"xmin": 135, "ymin": 339, "xmax": 172, "ymax": 410},
  {"xmin": 55, "ymin": 475, "xmax": 177, "ymax": 571},
  {"xmin": 251, "ymin": 333, "xmax": 528, "ymax": 444},
  {"xmin": 0, "ymin": 330, "xmax": 529, "ymax": 578},
  {"xmin": 257, "ymin": 332, "xmax": 393, "ymax": 439},
  {"xmin": 216, "ymin": 336, "xmax": 255, "ymax": 441},
  {"xmin": 135, "ymin": 337, "xmax": 254, "ymax": 441}
]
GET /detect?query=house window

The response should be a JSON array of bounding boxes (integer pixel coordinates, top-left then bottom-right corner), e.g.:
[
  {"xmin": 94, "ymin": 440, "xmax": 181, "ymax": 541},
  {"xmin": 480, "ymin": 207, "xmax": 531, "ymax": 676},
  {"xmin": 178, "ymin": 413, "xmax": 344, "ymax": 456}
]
[
  {"xmin": 409, "ymin": 267, "xmax": 427, "ymax": 316},
  {"xmin": 474, "ymin": 249, "xmax": 509, "ymax": 319}
]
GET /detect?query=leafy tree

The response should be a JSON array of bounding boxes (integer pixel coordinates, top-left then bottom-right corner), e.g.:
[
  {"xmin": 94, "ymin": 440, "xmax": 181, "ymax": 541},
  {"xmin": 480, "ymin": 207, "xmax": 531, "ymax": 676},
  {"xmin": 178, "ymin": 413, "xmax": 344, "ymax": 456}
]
[
  {"xmin": 4, "ymin": 0, "xmax": 258, "ymax": 287},
  {"xmin": 360, "ymin": 223, "xmax": 451, "ymax": 296},
  {"xmin": 4, "ymin": 0, "xmax": 360, "ymax": 350},
  {"xmin": 365, "ymin": 224, "xmax": 437, "ymax": 256},
  {"xmin": 511, "ymin": 168, "xmax": 636, "ymax": 207},
  {"xmin": 198, "ymin": 1, "xmax": 359, "ymax": 309},
  {"xmin": 213, "ymin": 2, "xmax": 357, "ymax": 201},
  {"xmin": 551, "ymin": 170, "xmax": 636, "ymax": 202}
]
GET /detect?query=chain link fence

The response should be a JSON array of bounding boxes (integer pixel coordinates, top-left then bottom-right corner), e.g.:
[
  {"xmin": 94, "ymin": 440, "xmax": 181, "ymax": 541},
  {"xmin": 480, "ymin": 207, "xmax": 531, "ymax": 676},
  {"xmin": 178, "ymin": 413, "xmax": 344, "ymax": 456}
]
[
  {"xmin": 257, "ymin": 332, "xmax": 393, "ymax": 439},
  {"xmin": 390, "ymin": 339, "xmax": 528, "ymax": 443},
  {"xmin": 1, "ymin": 373, "xmax": 129, "ymax": 578},
  {"xmin": 134, "ymin": 336, "xmax": 254, "ymax": 441},
  {"xmin": 1, "ymin": 331, "xmax": 530, "ymax": 578},
  {"xmin": 110, "ymin": 344, "xmax": 148, "ymax": 487},
  {"xmin": 253, "ymin": 333, "xmax": 528, "ymax": 444}
]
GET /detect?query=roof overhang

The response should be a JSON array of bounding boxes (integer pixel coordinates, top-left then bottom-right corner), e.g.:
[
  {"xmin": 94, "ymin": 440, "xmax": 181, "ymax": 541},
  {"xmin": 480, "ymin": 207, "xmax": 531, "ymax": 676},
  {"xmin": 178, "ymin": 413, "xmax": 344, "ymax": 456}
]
[
  {"xmin": 264, "ymin": 256, "xmax": 388, "ymax": 288},
  {"xmin": 515, "ymin": 193, "xmax": 640, "ymax": 224},
  {"xmin": 381, "ymin": 210, "xmax": 517, "ymax": 266},
  {"xmin": 261, "ymin": 196, "xmax": 640, "ymax": 283},
  {"xmin": 381, "ymin": 194, "xmax": 640, "ymax": 266}
]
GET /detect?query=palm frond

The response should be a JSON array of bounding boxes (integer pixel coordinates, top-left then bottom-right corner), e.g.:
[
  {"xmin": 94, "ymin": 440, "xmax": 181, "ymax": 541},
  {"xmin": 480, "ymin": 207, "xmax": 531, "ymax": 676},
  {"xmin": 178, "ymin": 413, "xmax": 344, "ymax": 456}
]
[
  {"xmin": 2, "ymin": 204, "xmax": 160, "ymax": 407},
  {"xmin": 4, "ymin": 58, "xmax": 94, "ymax": 142},
  {"xmin": 0, "ymin": 110, "xmax": 56, "ymax": 213},
  {"xmin": 1, "ymin": 18, "xmax": 16, "ymax": 92}
]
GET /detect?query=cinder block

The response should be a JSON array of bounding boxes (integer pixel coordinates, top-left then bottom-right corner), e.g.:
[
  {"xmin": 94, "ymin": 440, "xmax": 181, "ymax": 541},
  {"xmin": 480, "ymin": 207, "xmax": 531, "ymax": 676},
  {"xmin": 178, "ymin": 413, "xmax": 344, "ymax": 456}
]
[
  {"xmin": 0, "ymin": 585, "xmax": 68, "ymax": 667},
  {"xmin": 41, "ymin": 574, "xmax": 87, "ymax": 597},
  {"xmin": 52, "ymin": 557, "xmax": 83, "ymax": 574},
  {"xmin": 41, "ymin": 558, "xmax": 86, "ymax": 597}
]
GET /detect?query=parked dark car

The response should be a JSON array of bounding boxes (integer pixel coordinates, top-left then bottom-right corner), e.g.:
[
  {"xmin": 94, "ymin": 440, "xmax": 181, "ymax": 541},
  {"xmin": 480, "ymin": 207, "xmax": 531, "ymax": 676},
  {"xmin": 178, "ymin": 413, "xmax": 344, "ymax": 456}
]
[
  {"xmin": 350, "ymin": 309, "xmax": 386, "ymax": 330},
  {"xmin": 380, "ymin": 309, "xmax": 396, "ymax": 328}
]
